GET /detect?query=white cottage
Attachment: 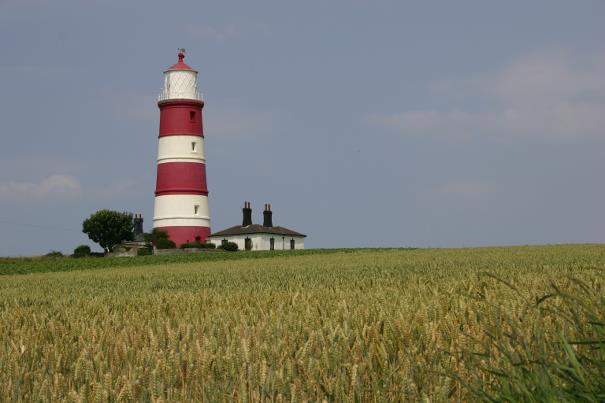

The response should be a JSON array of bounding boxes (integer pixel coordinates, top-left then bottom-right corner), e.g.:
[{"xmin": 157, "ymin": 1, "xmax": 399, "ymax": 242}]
[{"xmin": 208, "ymin": 202, "xmax": 306, "ymax": 251}]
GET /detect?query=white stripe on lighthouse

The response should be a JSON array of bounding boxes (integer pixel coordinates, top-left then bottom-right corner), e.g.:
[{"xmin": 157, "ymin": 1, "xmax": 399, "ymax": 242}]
[
  {"xmin": 157, "ymin": 135, "xmax": 205, "ymax": 164},
  {"xmin": 153, "ymin": 194, "xmax": 210, "ymax": 228}
]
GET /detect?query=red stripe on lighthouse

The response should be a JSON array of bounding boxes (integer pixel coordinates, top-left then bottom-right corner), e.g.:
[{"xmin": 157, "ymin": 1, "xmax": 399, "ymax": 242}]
[
  {"xmin": 155, "ymin": 162, "xmax": 208, "ymax": 196},
  {"xmin": 155, "ymin": 226, "xmax": 211, "ymax": 246},
  {"xmin": 159, "ymin": 100, "xmax": 204, "ymax": 137}
]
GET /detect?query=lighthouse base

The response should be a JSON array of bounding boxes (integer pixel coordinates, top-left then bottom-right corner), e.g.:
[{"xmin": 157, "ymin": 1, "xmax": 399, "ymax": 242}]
[{"xmin": 155, "ymin": 226, "xmax": 211, "ymax": 247}]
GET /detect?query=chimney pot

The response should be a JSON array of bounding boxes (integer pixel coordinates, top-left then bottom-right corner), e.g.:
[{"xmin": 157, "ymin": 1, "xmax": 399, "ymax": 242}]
[
  {"xmin": 242, "ymin": 201, "xmax": 252, "ymax": 226},
  {"xmin": 263, "ymin": 203, "xmax": 273, "ymax": 227}
]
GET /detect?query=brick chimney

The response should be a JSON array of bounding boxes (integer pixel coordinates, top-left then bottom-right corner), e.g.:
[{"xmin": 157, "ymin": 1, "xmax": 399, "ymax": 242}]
[
  {"xmin": 263, "ymin": 203, "xmax": 273, "ymax": 227},
  {"xmin": 242, "ymin": 201, "xmax": 252, "ymax": 226}
]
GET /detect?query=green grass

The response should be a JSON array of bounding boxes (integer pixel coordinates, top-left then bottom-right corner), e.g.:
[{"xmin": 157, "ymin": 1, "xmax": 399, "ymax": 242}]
[
  {"xmin": 0, "ymin": 245, "xmax": 603, "ymax": 401},
  {"xmin": 0, "ymin": 248, "xmax": 370, "ymax": 276}
]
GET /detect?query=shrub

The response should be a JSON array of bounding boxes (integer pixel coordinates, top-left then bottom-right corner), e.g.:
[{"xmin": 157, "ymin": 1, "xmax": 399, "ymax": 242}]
[
  {"xmin": 154, "ymin": 238, "xmax": 176, "ymax": 249},
  {"xmin": 72, "ymin": 245, "xmax": 91, "ymax": 258},
  {"xmin": 144, "ymin": 229, "xmax": 177, "ymax": 249},
  {"xmin": 180, "ymin": 242, "xmax": 201, "ymax": 249},
  {"xmin": 137, "ymin": 247, "xmax": 153, "ymax": 256},
  {"xmin": 45, "ymin": 250, "xmax": 64, "ymax": 258},
  {"xmin": 220, "ymin": 242, "xmax": 238, "ymax": 252},
  {"xmin": 144, "ymin": 228, "xmax": 170, "ymax": 243},
  {"xmin": 180, "ymin": 242, "xmax": 216, "ymax": 249}
]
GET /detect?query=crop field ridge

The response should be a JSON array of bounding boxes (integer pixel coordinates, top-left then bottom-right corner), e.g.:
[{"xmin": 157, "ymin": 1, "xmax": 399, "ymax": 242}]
[
  {"xmin": 0, "ymin": 245, "xmax": 603, "ymax": 401},
  {"xmin": 0, "ymin": 248, "xmax": 368, "ymax": 276}
]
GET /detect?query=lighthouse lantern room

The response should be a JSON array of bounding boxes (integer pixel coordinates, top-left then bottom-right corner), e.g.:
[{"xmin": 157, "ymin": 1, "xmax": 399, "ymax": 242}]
[{"xmin": 153, "ymin": 49, "xmax": 210, "ymax": 246}]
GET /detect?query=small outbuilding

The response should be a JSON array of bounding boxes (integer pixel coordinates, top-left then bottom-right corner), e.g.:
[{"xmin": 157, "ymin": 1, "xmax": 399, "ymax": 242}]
[{"xmin": 208, "ymin": 202, "xmax": 306, "ymax": 251}]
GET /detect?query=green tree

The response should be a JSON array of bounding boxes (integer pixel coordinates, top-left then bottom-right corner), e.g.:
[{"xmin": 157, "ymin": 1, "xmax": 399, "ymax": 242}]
[{"xmin": 82, "ymin": 210, "xmax": 134, "ymax": 252}]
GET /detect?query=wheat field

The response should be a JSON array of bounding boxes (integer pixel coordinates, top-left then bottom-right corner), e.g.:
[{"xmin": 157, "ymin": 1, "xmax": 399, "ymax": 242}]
[{"xmin": 0, "ymin": 245, "xmax": 603, "ymax": 402}]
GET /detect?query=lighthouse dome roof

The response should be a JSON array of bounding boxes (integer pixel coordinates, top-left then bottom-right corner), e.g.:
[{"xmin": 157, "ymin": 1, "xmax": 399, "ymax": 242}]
[{"xmin": 166, "ymin": 49, "xmax": 197, "ymax": 72}]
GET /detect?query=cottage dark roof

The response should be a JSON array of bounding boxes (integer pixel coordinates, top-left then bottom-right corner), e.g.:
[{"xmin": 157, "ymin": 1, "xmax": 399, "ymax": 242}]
[{"xmin": 209, "ymin": 224, "xmax": 306, "ymax": 238}]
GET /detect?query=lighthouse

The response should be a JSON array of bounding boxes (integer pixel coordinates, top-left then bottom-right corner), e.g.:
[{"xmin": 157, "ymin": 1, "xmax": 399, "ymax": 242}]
[{"xmin": 153, "ymin": 49, "xmax": 210, "ymax": 246}]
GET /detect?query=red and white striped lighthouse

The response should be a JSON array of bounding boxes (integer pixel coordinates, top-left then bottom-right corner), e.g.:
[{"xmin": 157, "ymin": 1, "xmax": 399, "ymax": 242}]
[{"xmin": 153, "ymin": 49, "xmax": 210, "ymax": 246}]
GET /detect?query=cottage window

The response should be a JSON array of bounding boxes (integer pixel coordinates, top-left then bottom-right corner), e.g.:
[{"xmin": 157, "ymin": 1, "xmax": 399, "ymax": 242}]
[
  {"xmin": 290, "ymin": 239, "xmax": 295, "ymax": 250},
  {"xmin": 270, "ymin": 238, "xmax": 275, "ymax": 250}
]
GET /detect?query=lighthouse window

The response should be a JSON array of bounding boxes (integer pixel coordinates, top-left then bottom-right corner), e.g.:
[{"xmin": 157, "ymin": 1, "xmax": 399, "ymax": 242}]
[
  {"xmin": 189, "ymin": 111, "xmax": 196, "ymax": 121},
  {"xmin": 194, "ymin": 204, "xmax": 199, "ymax": 215},
  {"xmin": 191, "ymin": 142, "xmax": 197, "ymax": 152}
]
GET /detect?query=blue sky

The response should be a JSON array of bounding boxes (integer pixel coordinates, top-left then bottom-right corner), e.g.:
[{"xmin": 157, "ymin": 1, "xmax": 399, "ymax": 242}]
[{"xmin": 1, "ymin": 0, "xmax": 604, "ymax": 255}]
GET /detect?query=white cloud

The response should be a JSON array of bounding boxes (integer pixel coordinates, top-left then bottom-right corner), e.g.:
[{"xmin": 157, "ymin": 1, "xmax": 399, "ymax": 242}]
[
  {"xmin": 473, "ymin": 51, "xmax": 605, "ymax": 102},
  {"xmin": 0, "ymin": 175, "xmax": 81, "ymax": 200},
  {"xmin": 373, "ymin": 50, "xmax": 605, "ymax": 141},
  {"xmin": 93, "ymin": 179, "xmax": 140, "ymax": 200},
  {"xmin": 0, "ymin": 158, "xmax": 79, "ymax": 181}
]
